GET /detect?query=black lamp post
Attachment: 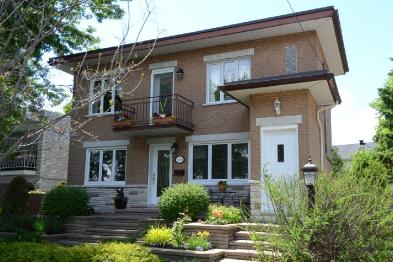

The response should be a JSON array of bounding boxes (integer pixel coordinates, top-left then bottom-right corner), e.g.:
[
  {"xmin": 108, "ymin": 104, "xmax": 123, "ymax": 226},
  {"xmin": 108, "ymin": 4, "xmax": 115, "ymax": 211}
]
[{"xmin": 301, "ymin": 157, "xmax": 318, "ymax": 210}]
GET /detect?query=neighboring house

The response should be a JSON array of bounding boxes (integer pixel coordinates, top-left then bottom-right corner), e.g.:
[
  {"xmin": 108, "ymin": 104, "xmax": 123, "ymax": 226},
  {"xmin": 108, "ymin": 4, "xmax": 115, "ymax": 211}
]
[
  {"xmin": 334, "ymin": 141, "xmax": 377, "ymax": 163},
  {"xmin": 51, "ymin": 7, "xmax": 348, "ymax": 217},
  {"xmin": 0, "ymin": 111, "xmax": 70, "ymax": 201}
]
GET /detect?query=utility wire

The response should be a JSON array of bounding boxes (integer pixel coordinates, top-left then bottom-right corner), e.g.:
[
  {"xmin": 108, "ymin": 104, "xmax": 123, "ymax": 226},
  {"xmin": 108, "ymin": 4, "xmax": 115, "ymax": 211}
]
[{"xmin": 285, "ymin": 0, "xmax": 326, "ymax": 70}]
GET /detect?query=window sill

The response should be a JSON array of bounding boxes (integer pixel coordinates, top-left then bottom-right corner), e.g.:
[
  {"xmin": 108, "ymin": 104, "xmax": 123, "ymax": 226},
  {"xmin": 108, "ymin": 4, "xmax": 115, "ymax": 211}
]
[
  {"xmin": 190, "ymin": 180, "xmax": 250, "ymax": 186},
  {"xmin": 83, "ymin": 182, "xmax": 126, "ymax": 187},
  {"xmin": 85, "ymin": 112, "xmax": 115, "ymax": 118},
  {"xmin": 202, "ymin": 100, "xmax": 237, "ymax": 107}
]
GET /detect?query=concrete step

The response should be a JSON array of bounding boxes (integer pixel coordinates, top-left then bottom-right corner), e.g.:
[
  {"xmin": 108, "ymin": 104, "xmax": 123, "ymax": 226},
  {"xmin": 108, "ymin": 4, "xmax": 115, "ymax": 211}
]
[
  {"xmin": 238, "ymin": 223, "xmax": 281, "ymax": 233},
  {"xmin": 64, "ymin": 233, "xmax": 130, "ymax": 242},
  {"xmin": 85, "ymin": 228, "xmax": 139, "ymax": 236},
  {"xmin": 114, "ymin": 208, "xmax": 159, "ymax": 213}
]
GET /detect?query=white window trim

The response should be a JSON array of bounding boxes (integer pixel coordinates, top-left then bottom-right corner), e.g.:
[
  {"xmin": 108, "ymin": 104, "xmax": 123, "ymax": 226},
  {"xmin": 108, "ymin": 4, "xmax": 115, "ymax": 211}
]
[
  {"xmin": 84, "ymin": 146, "xmax": 127, "ymax": 186},
  {"xmin": 205, "ymin": 57, "xmax": 251, "ymax": 104},
  {"xmin": 88, "ymin": 77, "xmax": 117, "ymax": 116},
  {"xmin": 188, "ymin": 140, "xmax": 250, "ymax": 185},
  {"xmin": 203, "ymin": 48, "xmax": 254, "ymax": 62}
]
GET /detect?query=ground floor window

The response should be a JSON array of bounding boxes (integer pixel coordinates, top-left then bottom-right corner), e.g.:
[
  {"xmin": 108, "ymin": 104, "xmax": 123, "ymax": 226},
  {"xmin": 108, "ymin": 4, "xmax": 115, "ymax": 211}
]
[
  {"xmin": 191, "ymin": 142, "xmax": 249, "ymax": 181},
  {"xmin": 85, "ymin": 147, "xmax": 126, "ymax": 185}
]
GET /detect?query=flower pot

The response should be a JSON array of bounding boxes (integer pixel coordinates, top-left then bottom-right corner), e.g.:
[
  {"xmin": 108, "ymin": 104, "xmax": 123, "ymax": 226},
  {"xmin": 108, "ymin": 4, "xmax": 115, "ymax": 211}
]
[
  {"xmin": 153, "ymin": 116, "xmax": 176, "ymax": 125},
  {"xmin": 114, "ymin": 197, "xmax": 128, "ymax": 209},
  {"xmin": 112, "ymin": 120, "xmax": 132, "ymax": 129}
]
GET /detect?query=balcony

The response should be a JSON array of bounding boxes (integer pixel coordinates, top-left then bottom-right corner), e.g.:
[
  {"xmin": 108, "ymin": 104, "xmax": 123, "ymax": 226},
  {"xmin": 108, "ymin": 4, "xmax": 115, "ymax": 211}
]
[
  {"xmin": 0, "ymin": 155, "xmax": 37, "ymax": 177},
  {"xmin": 112, "ymin": 94, "xmax": 194, "ymax": 136}
]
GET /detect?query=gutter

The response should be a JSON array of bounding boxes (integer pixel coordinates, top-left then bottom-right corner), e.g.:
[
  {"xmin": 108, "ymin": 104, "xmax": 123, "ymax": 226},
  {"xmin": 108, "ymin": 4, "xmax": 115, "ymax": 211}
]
[{"xmin": 317, "ymin": 103, "xmax": 337, "ymax": 170}]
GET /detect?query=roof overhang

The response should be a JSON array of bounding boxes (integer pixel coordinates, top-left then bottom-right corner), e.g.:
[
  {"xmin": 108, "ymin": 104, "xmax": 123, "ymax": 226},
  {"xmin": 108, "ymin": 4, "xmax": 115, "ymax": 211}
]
[
  {"xmin": 50, "ymin": 6, "xmax": 348, "ymax": 75},
  {"xmin": 218, "ymin": 70, "xmax": 341, "ymax": 108}
]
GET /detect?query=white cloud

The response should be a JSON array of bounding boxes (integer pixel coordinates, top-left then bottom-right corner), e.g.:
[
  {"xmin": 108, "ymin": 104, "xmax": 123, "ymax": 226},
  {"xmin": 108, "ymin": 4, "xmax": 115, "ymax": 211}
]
[{"xmin": 331, "ymin": 87, "xmax": 378, "ymax": 145}]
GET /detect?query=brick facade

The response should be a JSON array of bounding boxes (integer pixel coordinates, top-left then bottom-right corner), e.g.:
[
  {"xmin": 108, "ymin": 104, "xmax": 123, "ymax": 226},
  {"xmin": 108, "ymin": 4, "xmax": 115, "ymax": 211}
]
[{"xmin": 67, "ymin": 32, "xmax": 333, "ymax": 215}]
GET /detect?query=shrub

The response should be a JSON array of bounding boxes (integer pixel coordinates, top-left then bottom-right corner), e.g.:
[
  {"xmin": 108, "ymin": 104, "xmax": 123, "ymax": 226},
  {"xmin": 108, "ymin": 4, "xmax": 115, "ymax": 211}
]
[
  {"xmin": 1, "ymin": 176, "xmax": 30, "ymax": 215},
  {"xmin": 186, "ymin": 232, "xmax": 211, "ymax": 251},
  {"xmin": 171, "ymin": 214, "xmax": 191, "ymax": 248},
  {"xmin": 159, "ymin": 183, "xmax": 209, "ymax": 221},
  {"xmin": 144, "ymin": 226, "xmax": 174, "ymax": 247},
  {"xmin": 41, "ymin": 186, "xmax": 89, "ymax": 217},
  {"xmin": 258, "ymin": 170, "xmax": 393, "ymax": 261},
  {"xmin": 206, "ymin": 204, "xmax": 243, "ymax": 224},
  {"xmin": 0, "ymin": 242, "xmax": 159, "ymax": 262}
]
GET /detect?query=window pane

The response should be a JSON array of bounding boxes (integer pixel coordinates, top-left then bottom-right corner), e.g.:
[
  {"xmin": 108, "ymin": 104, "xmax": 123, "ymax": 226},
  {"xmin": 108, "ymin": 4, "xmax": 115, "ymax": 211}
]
[
  {"xmin": 102, "ymin": 150, "xmax": 113, "ymax": 181},
  {"xmin": 224, "ymin": 61, "xmax": 238, "ymax": 84},
  {"xmin": 157, "ymin": 150, "xmax": 170, "ymax": 197},
  {"xmin": 88, "ymin": 150, "xmax": 100, "ymax": 181},
  {"xmin": 114, "ymin": 85, "xmax": 123, "ymax": 114},
  {"xmin": 277, "ymin": 144, "xmax": 284, "ymax": 162},
  {"xmin": 285, "ymin": 46, "xmax": 297, "ymax": 74},
  {"xmin": 239, "ymin": 59, "xmax": 251, "ymax": 80},
  {"xmin": 115, "ymin": 150, "xmax": 126, "ymax": 181},
  {"xmin": 91, "ymin": 80, "xmax": 102, "ymax": 114},
  {"xmin": 232, "ymin": 143, "xmax": 248, "ymax": 179},
  {"xmin": 193, "ymin": 145, "xmax": 208, "ymax": 179},
  {"xmin": 212, "ymin": 144, "xmax": 227, "ymax": 179},
  {"xmin": 208, "ymin": 64, "xmax": 221, "ymax": 102},
  {"xmin": 103, "ymin": 91, "xmax": 112, "ymax": 112}
]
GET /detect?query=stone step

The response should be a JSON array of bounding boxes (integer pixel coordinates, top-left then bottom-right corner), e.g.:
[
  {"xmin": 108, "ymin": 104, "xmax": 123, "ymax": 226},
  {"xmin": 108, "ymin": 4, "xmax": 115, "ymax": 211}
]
[
  {"xmin": 85, "ymin": 228, "xmax": 139, "ymax": 236},
  {"xmin": 114, "ymin": 208, "xmax": 159, "ymax": 213},
  {"xmin": 219, "ymin": 259, "xmax": 251, "ymax": 262},
  {"xmin": 224, "ymin": 249, "xmax": 259, "ymax": 260},
  {"xmin": 229, "ymin": 240, "xmax": 256, "ymax": 250},
  {"xmin": 238, "ymin": 223, "xmax": 281, "ymax": 233},
  {"xmin": 64, "ymin": 233, "xmax": 130, "ymax": 242},
  {"xmin": 235, "ymin": 231, "xmax": 277, "ymax": 241}
]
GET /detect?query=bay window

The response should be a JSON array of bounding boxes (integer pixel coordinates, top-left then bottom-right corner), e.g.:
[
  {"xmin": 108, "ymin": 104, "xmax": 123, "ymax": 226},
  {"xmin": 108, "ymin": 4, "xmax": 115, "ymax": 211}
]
[
  {"xmin": 85, "ymin": 147, "xmax": 126, "ymax": 185},
  {"xmin": 89, "ymin": 78, "xmax": 122, "ymax": 115},
  {"xmin": 191, "ymin": 142, "xmax": 249, "ymax": 181},
  {"xmin": 207, "ymin": 58, "xmax": 251, "ymax": 103}
]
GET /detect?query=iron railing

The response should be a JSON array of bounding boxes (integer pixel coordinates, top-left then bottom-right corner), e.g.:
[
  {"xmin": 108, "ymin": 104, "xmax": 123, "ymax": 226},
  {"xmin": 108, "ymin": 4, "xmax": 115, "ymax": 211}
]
[
  {"xmin": 0, "ymin": 155, "xmax": 37, "ymax": 171},
  {"xmin": 114, "ymin": 94, "xmax": 193, "ymax": 129}
]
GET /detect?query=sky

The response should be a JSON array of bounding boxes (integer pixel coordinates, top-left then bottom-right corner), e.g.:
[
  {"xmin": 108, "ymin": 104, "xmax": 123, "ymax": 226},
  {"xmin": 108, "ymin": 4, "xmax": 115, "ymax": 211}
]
[{"xmin": 48, "ymin": 0, "xmax": 393, "ymax": 146}]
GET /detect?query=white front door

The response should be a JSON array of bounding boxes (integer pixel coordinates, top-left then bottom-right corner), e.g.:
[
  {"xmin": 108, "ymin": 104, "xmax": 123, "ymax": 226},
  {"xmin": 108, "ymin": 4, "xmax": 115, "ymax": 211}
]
[
  {"xmin": 261, "ymin": 127, "xmax": 299, "ymax": 214},
  {"xmin": 148, "ymin": 144, "xmax": 172, "ymax": 205}
]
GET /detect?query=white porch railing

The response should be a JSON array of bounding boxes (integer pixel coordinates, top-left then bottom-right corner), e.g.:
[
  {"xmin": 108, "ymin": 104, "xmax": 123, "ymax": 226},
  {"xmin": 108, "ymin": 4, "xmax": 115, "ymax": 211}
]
[{"xmin": 0, "ymin": 155, "xmax": 37, "ymax": 171}]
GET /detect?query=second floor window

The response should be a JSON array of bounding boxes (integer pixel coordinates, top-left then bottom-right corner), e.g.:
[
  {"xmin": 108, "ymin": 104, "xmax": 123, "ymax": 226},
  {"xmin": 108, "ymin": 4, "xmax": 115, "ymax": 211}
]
[
  {"xmin": 89, "ymin": 78, "xmax": 122, "ymax": 115},
  {"xmin": 207, "ymin": 58, "xmax": 251, "ymax": 103}
]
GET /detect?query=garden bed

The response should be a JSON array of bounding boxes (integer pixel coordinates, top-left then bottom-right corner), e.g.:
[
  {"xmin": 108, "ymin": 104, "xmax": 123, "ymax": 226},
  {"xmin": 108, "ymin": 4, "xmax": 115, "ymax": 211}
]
[
  {"xmin": 183, "ymin": 223, "xmax": 239, "ymax": 249},
  {"xmin": 150, "ymin": 247, "xmax": 224, "ymax": 262}
]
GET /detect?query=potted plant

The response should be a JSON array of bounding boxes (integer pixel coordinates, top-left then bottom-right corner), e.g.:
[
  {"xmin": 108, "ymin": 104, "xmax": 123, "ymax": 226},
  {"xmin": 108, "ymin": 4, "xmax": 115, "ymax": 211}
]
[
  {"xmin": 217, "ymin": 181, "xmax": 227, "ymax": 192},
  {"xmin": 113, "ymin": 188, "xmax": 128, "ymax": 209},
  {"xmin": 153, "ymin": 98, "xmax": 176, "ymax": 125},
  {"xmin": 112, "ymin": 113, "xmax": 132, "ymax": 128}
]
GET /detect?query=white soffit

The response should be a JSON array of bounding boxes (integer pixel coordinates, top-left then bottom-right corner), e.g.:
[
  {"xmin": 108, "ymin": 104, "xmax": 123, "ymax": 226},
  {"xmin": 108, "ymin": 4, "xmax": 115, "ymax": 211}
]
[
  {"xmin": 60, "ymin": 17, "xmax": 344, "ymax": 76},
  {"xmin": 228, "ymin": 80, "xmax": 334, "ymax": 106}
]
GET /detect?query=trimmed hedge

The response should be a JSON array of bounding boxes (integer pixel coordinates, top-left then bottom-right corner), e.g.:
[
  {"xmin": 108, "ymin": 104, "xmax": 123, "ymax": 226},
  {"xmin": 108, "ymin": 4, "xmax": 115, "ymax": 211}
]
[
  {"xmin": 0, "ymin": 242, "xmax": 160, "ymax": 262},
  {"xmin": 41, "ymin": 186, "xmax": 89, "ymax": 217},
  {"xmin": 1, "ymin": 176, "xmax": 30, "ymax": 215},
  {"xmin": 159, "ymin": 183, "xmax": 209, "ymax": 221}
]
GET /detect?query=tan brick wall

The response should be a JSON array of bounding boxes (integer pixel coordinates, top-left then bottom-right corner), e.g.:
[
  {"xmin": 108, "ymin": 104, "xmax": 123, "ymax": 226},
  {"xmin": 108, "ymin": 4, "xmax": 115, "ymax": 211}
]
[{"xmin": 68, "ymin": 31, "xmax": 327, "ymax": 186}]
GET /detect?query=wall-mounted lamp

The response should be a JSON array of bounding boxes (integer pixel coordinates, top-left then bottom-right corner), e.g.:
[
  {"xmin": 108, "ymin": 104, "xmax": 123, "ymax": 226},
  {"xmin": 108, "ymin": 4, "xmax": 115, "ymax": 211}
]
[
  {"xmin": 176, "ymin": 68, "xmax": 184, "ymax": 80},
  {"xmin": 274, "ymin": 97, "xmax": 281, "ymax": 115},
  {"xmin": 171, "ymin": 143, "xmax": 179, "ymax": 154}
]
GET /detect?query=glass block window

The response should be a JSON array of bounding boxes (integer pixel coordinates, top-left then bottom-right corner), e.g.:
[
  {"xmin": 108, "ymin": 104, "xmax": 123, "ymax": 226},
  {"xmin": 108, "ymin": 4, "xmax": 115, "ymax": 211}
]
[{"xmin": 285, "ymin": 46, "xmax": 297, "ymax": 74}]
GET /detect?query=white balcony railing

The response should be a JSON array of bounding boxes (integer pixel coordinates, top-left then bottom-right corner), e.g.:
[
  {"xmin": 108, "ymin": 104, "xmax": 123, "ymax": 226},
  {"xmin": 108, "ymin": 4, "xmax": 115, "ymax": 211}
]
[{"xmin": 0, "ymin": 155, "xmax": 37, "ymax": 171}]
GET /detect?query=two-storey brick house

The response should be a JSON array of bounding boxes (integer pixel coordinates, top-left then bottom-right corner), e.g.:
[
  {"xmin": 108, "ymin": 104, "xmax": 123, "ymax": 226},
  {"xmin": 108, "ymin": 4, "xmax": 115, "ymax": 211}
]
[{"xmin": 52, "ymin": 6, "xmax": 348, "ymax": 217}]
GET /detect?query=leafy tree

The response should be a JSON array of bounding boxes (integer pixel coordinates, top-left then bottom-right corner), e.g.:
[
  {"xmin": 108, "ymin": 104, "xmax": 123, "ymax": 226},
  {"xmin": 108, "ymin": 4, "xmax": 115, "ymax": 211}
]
[
  {"xmin": 371, "ymin": 58, "xmax": 393, "ymax": 180},
  {"xmin": 0, "ymin": 0, "xmax": 124, "ymax": 150}
]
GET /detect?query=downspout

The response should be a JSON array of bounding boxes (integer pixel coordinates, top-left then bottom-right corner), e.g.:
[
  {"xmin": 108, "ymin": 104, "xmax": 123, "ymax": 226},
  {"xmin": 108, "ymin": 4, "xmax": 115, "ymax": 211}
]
[{"xmin": 317, "ymin": 103, "xmax": 337, "ymax": 170}]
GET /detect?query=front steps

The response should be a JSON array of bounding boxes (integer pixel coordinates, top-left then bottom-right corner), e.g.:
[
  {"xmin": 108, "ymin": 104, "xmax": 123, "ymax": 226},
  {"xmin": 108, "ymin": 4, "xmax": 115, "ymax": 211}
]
[{"xmin": 43, "ymin": 208, "xmax": 162, "ymax": 245}]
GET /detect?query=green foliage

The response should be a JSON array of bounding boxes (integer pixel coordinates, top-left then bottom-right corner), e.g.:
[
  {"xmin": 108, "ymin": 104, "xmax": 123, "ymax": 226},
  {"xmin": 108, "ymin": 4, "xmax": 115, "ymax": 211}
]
[
  {"xmin": 1, "ymin": 176, "xmax": 30, "ymax": 215},
  {"xmin": 371, "ymin": 58, "xmax": 393, "ymax": 180},
  {"xmin": 0, "ymin": 242, "xmax": 159, "ymax": 262},
  {"xmin": 259, "ymin": 170, "xmax": 393, "ymax": 261},
  {"xmin": 171, "ymin": 214, "xmax": 191, "ymax": 248},
  {"xmin": 349, "ymin": 149, "xmax": 389, "ymax": 186},
  {"xmin": 328, "ymin": 147, "xmax": 345, "ymax": 174},
  {"xmin": 41, "ymin": 186, "xmax": 89, "ymax": 217},
  {"xmin": 63, "ymin": 101, "xmax": 73, "ymax": 114},
  {"xmin": 186, "ymin": 233, "xmax": 211, "ymax": 251},
  {"xmin": 206, "ymin": 204, "xmax": 243, "ymax": 225},
  {"xmin": 159, "ymin": 183, "xmax": 209, "ymax": 221},
  {"xmin": 144, "ymin": 226, "xmax": 174, "ymax": 247},
  {"xmin": 0, "ymin": 0, "xmax": 125, "ymax": 144}
]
